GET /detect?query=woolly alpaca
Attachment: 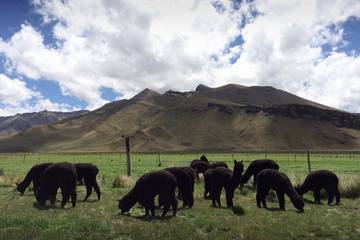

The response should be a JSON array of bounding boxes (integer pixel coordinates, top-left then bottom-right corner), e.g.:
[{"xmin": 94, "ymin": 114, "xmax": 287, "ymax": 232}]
[
  {"xmin": 211, "ymin": 160, "xmax": 244, "ymax": 208},
  {"xmin": 295, "ymin": 170, "xmax": 340, "ymax": 205},
  {"xmin": 164, "ymin": 167, "xmax": 196, "ymax": 208},
  {"xmin": 241, "ymin": 159, "xmax": 279, "ymax": 187},
  {"xmin": 74, "ymin": 163, "xmax": 101, "ymax": 201},
  {"xmin": 16, "ymin": 163, "xmax": 53, "ymax": 195},
  {"xmin": 190, "ymin": 155, "xmax": 228, "ymax": 182},
  {"xmin": 36, "ymin": 162, "xmax": 77, "ymax": 208},
  {"xmin": 118, "ymin": 170, "xmax": 177, "ymax": 217},
  {"xmin": 256, "ymin": 169, "xmax": 304, "ymax": 212}
]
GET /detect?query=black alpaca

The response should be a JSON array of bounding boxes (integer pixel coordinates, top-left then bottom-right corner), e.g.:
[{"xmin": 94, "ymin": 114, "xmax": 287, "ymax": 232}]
[
  {"xmin": 163, "ymin": 167, "xmax": 196, "ymax": 208},
  {"xmin": 74, "ymin": 163, "xmax": 101, "ymax": 201},
  {"xmin": 211, "ymin": 160, "xmax": 244, "ymax": 208},
  {"xmin": 256, "ymin": 169, "xmax": 304, "ymax": 212},
  {"xmin": 118, "ymin": 170, "xmax": 177, "ymax": 217},
  {"xmin": 36, "ymin": 162, "xmax": 77, "ymax": 208},
  {"xmin": 295, "ymin": 170, "xmax": 340, "ymax": 205},
  {"xmin": 16, "ymin": 163, "xmax": 53, "ymax": 195},
  {"xmin": 203, "ymin": 168, "xmax": 214, "ymax": 198},
  {"xmin": 190, "ymin": 155, "xmax": 228, "ymax": 181},
  {"xmin": 241, "ymin": 159, "xmax": 279, "ymax": 187}
]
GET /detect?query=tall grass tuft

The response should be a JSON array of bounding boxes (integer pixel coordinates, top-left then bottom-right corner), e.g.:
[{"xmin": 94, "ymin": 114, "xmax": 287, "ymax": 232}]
[
  {"xmin": 339, "ymin": 175, "xmax": 360, "ymax": 199},
  {"xmin": 112, "ymin": 175, "xmax": 133, "ymax": 188}
]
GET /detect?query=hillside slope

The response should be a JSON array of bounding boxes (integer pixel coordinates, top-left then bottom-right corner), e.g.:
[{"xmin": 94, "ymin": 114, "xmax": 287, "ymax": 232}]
[
  {"xmin": 0, "ymin": 110, "xmax": 89, "ymax": 136},
  {"xmin": 0, "ymin": 84, "xmax": 359, "ymax": 152}
]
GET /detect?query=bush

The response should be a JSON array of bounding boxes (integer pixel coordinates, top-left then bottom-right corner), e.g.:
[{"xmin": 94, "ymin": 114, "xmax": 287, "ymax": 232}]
[
  {"xmin": 112, "ymin": 175, "xmax": 133, "ymax": 188},
  {"xmin": 339, "ymin": 175, "xmax": 360, "ymax": 199}
]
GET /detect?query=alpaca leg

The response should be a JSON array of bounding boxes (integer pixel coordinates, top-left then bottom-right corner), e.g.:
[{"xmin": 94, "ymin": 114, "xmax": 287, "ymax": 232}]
[
  {"xmin": 171, "ymin": 196, "xmax": 178, "ymax": 216},
  {"xmin": 162, "ymin": 202, "xmax": 171, "ymax": 217},
  {"xmin": 211, "ymin": 186, "xmax": 218, "ymax": 207},
  {"xmin": 326, "ymin": 188, "xmax": 334, "ymax": 205},
  {"xmin": 61, "ymin": 190, "xmax": 70, "ymax": 208},
  {"xmin": 252, "ymin": 175, "xmax": 257, "ymax": 188},
  {"xmin": 314, "ymin": 190, "xmax": 321, "ymax": 204},
  {"xmin": 225, "ymin": 188, "xmax": 234, "ymax": 208},
  {"xmin": 71, "ymin": 191, "xmax": 77, "ymax": 207},
  {"xmin": 145, "ymin": 207, "xmax": 150, "ymax": 217},
  {"xmin": 256, "ymin": 193, "xmax": 262, "ymax": 208},
  {"xmin": 261, "ymin": 188, "xmax": 270, "ymax": 208},
  {"xmin": 216, "ymin": 188, "xmax": 222, "ymax": 207},
  {"xmin": 149, "ymin": 199, "xmax": 155, "ymax": 217},
  {"xmin": 276, "ymin": 191, "xmax": 285, "ymax": 210},
  {"xmin": 50, "ymin": 192, "xmax": 57, "ymax": 206},
  {"xmin": 84, "ymin": 183, "xmax": 93, "ymax": 201},
  {"xmin": 93, "ymin": 181, "xmax": 101, "ymax": 200}
]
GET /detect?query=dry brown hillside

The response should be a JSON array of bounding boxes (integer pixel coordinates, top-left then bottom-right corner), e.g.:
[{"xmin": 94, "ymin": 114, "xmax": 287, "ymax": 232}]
[{"xmin": 0, "ymin": 84, "xmax": 359, "ymax": 152}]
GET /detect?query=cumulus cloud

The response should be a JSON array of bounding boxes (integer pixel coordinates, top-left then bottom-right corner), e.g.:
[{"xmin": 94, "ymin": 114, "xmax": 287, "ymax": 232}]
[
  {"xmin": 0, "ymin": 0, "xmax": 360, "ymax": 113},
  {"xmin": 0, "ymin": 74, "xmax": 78, "ymax": 116},
  {"xmin": 0, "ymin": 74, "xmax": 37, "ymax": 105}
]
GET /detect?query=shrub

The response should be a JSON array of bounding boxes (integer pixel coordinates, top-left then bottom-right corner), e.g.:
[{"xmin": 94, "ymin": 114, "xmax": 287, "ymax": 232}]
[
  {"xmin": 112, "ymin": 175, "xmax": 133, "ymax": 188},
  {"xmin": 339, "ymin": 175, "xmax": 360, "ymax": 199}
]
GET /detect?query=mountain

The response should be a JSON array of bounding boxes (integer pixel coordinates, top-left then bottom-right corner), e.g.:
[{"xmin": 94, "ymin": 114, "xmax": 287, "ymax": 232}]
[
  {"xmin": 0, "ymin": 110, "xmax": 89, "ymax": 136},
  {"xmin": 0, "ymin": 84, "xmax": 360, "ymax": 152}
]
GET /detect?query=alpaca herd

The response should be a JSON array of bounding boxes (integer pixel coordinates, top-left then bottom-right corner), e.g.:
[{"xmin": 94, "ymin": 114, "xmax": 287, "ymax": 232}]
[
  {"xmin": 16, "ymin": 155, "xmax": 341, "ymax": 218},
  {"xmin": 16, "ymin": 162, "xmax": 101, "ymax": 208}
]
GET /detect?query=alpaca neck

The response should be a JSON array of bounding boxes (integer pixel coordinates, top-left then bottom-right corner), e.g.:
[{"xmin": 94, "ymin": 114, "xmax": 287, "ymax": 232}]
[
  {"xmin": 18, "ymin": 170, "xmax": 34, "ymax": 191},
  {"xmin": 230, "ymin": 172, "xmax": 242, "ymax": 189},
  {"xmin": 241, "ymin": 169, "xmax": 251, "ymax": 184}
]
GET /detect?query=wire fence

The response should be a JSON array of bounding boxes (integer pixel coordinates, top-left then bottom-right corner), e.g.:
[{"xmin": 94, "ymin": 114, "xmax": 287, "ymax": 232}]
[{"xmin": 1, "ymin": 151, "xmax": 360, "ymax": 178}]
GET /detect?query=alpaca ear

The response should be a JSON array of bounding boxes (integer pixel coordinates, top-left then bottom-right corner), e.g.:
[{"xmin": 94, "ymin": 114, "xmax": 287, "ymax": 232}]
[{"xmin": 234, "ymin": 160, "xmax": 237, "ymax": 164}]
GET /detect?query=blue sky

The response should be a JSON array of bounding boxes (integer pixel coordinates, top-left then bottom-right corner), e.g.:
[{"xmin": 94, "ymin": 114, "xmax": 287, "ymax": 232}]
[{"xmin": 0, "ymin": 0, "xmax": 360, "ymax": 116}]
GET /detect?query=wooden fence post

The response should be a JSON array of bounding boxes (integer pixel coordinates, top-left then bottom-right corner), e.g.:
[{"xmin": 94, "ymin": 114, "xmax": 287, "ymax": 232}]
[
  {"xmin": 307, "ymin": 150, "xmax": 311, "ymax": 173},
  {"xmin": 125, "ymin": 137, "xmax": 131, "ymax": 176}
]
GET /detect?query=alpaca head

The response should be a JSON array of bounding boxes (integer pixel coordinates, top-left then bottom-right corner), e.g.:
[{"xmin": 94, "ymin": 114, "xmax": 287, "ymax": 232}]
[
  {"xmin": 16, "ymin": 182, "xmax": 26, "ymax": 195},
  {"xmin": 118, "ymin": 190, "xmax": 137, "ymax": 214},
  {"xmin": 200, "ymin": 155, "xmax": 209, "ymax": 162},
  {"xmin": 291, "ymin": 195, "xmax": 305, "ymax": 212},
  {"xmin": 233, "ymin": 160, "xmax": 244, "ymax": 177}
]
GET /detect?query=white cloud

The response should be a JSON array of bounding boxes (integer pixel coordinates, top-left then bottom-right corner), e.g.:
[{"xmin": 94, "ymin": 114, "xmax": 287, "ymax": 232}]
[
  {"xmin": 0, "ymin": 74, "xmax": 78, "ymax": 116},
  {"xmin": 0, "ymin": 74, "xmax": 37, "ymax": 105},
  {"xmin": 0, "ymin": 0, "xmax": 360, "ymax": 113}
]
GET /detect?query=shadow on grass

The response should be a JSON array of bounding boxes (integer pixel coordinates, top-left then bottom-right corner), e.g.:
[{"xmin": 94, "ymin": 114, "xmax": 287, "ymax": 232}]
[
  {"xmin": 232, "ymin": 206, "xmax": 245, "ymax": 216},
  {"xmin": 117, "ymin": 212, "xmax": 175, "ymax": 222},
  {"xmin": 303, "ymin": 198, "xmax": 322, "ymax": 205}
]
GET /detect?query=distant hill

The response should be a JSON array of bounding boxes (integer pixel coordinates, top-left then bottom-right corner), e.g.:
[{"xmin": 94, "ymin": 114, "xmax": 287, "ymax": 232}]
[
  {"xmin": 0, "ymin": 84, "xmax": 360, "ymax": 152},
  {"xmin": 0, "ymin": 110, "xmax": 89, "ymax": 136}
]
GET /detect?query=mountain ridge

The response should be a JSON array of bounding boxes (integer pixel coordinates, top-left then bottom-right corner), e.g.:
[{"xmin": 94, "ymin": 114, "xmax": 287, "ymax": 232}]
[{"xmin": 0, "ymin": 84, "xmax": 359, "ymax": 152}]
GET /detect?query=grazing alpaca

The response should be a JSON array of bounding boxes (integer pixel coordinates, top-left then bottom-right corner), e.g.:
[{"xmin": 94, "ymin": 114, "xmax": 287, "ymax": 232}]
[
  {"xmin": 74, "ymin": 163, "xmax": 101, "ymax": 201},
  {"xmin": 190, "ymin": 155, "xmax": 228, "ymax": 182},
  {"xmin": 163, "ymin": 167, "xmax": 196, "ymax": 208},
  {"xmin": 241, "ymin": 159, "xmax": 279, "ymax": 187},
  {"xmin": 204, "ymin": 168, "xmax": 214, "ymax": 198},
  {"xmin": 118, "ymin": 170, "xmax": 177, "ymax": 217},
  {"xmin": 211, "ymin": 160, "xmax": 244, "ymax": 208},
  {"xmin": 256, "ymin": 169, "xmax": 304, "ymax": 212},
  {"xmin": 295, "ymin": 170, "xmax": 340, "ymax": 205},
  {"xmin": 16, "ymin": 163, "xmax": 53, "ymax": 195},
  {"xmin": 36, "ymin": 162, "xmax": 77, "ymax": 208}
]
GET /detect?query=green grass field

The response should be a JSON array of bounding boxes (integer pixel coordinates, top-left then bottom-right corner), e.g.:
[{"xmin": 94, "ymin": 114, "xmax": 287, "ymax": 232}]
[{"xmin": 0, "ymin": 152, "xmax": 360, "ymax": 240}]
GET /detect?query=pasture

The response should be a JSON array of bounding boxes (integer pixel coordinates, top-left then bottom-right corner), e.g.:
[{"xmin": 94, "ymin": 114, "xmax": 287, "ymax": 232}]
[{"xmin": 0, "ymin": 152, "xmax": 360, "ymax": 240}]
